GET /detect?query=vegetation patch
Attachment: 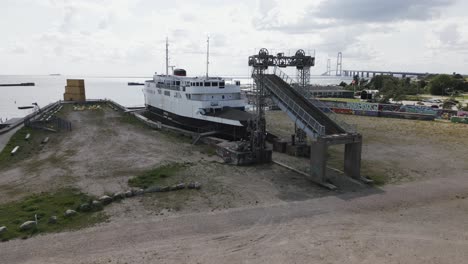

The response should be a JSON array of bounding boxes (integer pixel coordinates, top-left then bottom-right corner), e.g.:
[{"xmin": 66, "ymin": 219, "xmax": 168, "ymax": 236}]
[
  {"xmin": 0, "ymin": 127, "xmax": 53, "ymax": 170},
  {"xmin": 128, "ymin": 163, "xmax": 189, "ymax": 189},
  {"xmin": 0, "ymin": 188, "xmax": 107, "ymax": 242}
]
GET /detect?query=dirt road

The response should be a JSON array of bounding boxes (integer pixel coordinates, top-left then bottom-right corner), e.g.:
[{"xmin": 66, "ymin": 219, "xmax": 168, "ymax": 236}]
[{"xmin": 1, "ymin": 172, "xmax": 467, "ymax": 264}]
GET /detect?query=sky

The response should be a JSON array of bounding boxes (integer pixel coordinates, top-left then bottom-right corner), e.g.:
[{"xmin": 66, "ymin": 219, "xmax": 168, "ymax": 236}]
[{"xmin": 1, "ymin": 0, "xmax": 467, "ymax": 76}]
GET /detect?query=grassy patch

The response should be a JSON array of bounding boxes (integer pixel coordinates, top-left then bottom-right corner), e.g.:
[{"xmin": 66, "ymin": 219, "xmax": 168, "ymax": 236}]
[
  {"xmin": 128, "ymin": 163, "xmax": 189, "ymax": 188},
  {"xmin": 0, "ymin": 127, "xmax": 54, "ymax": 170},
  {"xmin": 117, "ymin": 113, "xmax": 147, "ymax": 128},
  {"xmin": 0, "ymin": 189, "xmax": 107, "ymax": 242}
]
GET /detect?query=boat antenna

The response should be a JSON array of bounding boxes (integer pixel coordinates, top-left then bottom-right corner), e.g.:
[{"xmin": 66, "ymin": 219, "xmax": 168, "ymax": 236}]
[
  {"xmin": 206, "ymin": 36, "xmax": 210, "ymax": 78},
  {"xmin": 165, "ymin": 37, "xmax": 169, "ymax": 76}
]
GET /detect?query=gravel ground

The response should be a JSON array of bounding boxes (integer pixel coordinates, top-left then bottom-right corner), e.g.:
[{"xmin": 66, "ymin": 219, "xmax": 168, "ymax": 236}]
[{"xmin": 0, "ymin": 107, "xmax": 467, "ymax": 263}]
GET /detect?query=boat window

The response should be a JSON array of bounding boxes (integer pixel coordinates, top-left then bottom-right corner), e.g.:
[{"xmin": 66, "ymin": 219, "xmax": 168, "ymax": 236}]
[
  {"xmin": 222, "ymin": 95, "xmax": 225, "ymax": 99},
  {"xmin": 205, "ymin": 82, "xmax": 211, "ymax": 87},
  {"xmin": 212, "ymin": 82, "xmax": 218, "ymax": 87},
  {"xmin": 176, "ymin": 81, "xmax": 180, "ymax": 86},
  {"xmin": 158, "ymin": 89, "xmax": 162, "ymax": 94},
  {"xmin": 219, "ymin": 81, "xmax": 225, "ymax": 88}
]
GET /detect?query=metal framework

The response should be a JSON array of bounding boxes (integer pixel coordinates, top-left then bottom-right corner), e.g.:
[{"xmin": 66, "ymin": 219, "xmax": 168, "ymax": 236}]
[
  {"xmin": 249, "ymin": 48, "xmax": 316, "ymax": 151},
  {"xmin": 248, "ymin": 48, "xmax": 315, "ymax": 69},
  {"xmin": 336, "ymin": 52, "xmax": 343, "ymax": 76}
]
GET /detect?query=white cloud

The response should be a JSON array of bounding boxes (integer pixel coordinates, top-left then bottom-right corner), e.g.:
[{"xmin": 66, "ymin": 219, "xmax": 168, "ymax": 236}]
[{"xmin": 0, "ymin": 0, "xmax": 467, "ymax": 75}]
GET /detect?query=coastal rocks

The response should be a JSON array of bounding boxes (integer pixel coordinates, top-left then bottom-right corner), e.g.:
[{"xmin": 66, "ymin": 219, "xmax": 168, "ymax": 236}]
[
  {"xmin": 64, "ymin": 209, "xmax": 77, "ymax": 217},
  {"xmin": 98, "ymin": 195, "xmax": 113, "ymax": 205},
  {"xmin": 160, "ymin": 186, "xmax": 171, "ymax": 192},
  {"xmin": 79, "ymin": 203, "xmax": 91, "ymax": 212},
  {"xmin": 91, "ymin": 200, "xmax": 103, "ymax": 210},
  {"xmin": 48, "ymin": 216, "xmax": 58, "ymax": 224},
  {"xmin": 20, "ymin": 221, "xmax": 36, "ymax": 231},
  {"xmin": 0, "ymin": 226, "xmax": 7, "ymax": 234},
  {"xmin": 125, "ymin": 190, "xmax": 134, "ymax": 198},
  {"xmin": 188, "ymin": 182, "xmax": 202, "ymax": 190},
  {"xmin": 134, "ymin": 189, "xmax": 145, "ymax": 196},
  {"xmin": 170, "ymin": 183, "xmax": 186, "ymax": 191},
  {"xmin": 113, "ymin": 192, "xmax": 125, "ymax": 201},
  {"xmin": 145, "ymin": 186, "xmax": 162, "ymax": 193}
]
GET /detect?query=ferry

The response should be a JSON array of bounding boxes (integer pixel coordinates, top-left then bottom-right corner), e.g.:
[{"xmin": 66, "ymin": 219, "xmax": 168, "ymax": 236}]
[{"xmin": 143, "ymin": 68, "xmax": 251, "ymax": 139}]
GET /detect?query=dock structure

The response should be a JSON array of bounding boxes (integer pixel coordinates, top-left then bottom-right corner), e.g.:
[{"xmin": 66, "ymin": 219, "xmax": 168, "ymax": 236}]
[
  {"xmin": 64, "ymin": 79, "xmax": 86, "ymax": 102},
  {"xmin": 249, "ymin": 48, "xmax": 371, "ymax": 188}
]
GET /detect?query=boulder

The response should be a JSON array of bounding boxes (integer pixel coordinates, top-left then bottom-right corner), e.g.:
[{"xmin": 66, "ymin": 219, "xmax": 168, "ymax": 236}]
[
  {"xmin": 160, "ymin": 186, "xmax": 170, "ymax": 192},
  {"xmin": 145, "ymin": 186, "xmax": 162, "ymax": 193},
  {"xmin": 134, "ymin": 189, "xmax": 145, "ymax": 196},
  {"xmin": 79, "ymin": 203, "xmax": 91, "ymax": 212},
  {"xmin": 91, "ymin": 200, "xmax": 103, "ymax": 210},
  {"xmin": 20, "ymin": 221, "xmax": 36, "ymax": 231},
  {"xmin": 64, "ymin": 209, "xmax": 77, "ymax": 217},
  {"xmin": 124, "ymin": 190, "xmax": 133, "ymax": 198},
  {"xmin": 98, "ymin": 195, "xmax": 113, "ymax": 205},
  {"xmin": 170, "ymin": 183, "xmax": 186, "ymax": 191},
  {"xmin": 113, "ymin": 192, "xmax": 125, "ymax": 200},
  {"xmin": 0, "ymin": 226, "xmax": 7, "ymax": 234},
  {"xmin": 188, "ymin": 182, "xmax": 202, "ymax": 190},
  {"xmin": 48, "ymin": 216, "xmax": 57, "ymax": 224}
]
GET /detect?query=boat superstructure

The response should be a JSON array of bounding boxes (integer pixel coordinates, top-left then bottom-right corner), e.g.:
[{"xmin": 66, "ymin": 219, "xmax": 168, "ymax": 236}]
[{"xmin": 143, "ymin": 69, "xmax": 251, "ymax": 138}]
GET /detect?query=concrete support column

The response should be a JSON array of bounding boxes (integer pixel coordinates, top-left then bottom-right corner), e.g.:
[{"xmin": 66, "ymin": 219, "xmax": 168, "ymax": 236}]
[
  {"xmin": 366, "ymin": 72, "xmax": 369, "ymax": 78},
  {"xmin": 373, "ymin": 73, "xmax": 376, "ymax": 77},
  {"xmin": 344, "ymin": 136, "xmax": 362, "ymax": 180},
  {"xmin": 310, "ymin": 139, "xmax": 328, "ymax": 184}
]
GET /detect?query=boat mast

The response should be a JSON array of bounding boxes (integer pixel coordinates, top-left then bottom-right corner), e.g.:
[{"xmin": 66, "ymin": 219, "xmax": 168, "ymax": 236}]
[
  {"xmin": 166, "ymin": 37, "xmax": 169, "ymax": 76},
  {"xmin": 206, "ymin": 36, "xmax": 210, "ymax": 78}
]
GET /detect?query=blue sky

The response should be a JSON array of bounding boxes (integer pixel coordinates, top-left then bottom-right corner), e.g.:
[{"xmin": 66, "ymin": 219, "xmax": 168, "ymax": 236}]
[{"xmin": 1, "ymin": 0, "xmax": 467, "ymax": 76}]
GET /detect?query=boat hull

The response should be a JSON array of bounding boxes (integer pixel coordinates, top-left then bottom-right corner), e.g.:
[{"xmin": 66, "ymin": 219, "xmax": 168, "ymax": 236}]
[{"xmin": 144, "ymin": 105, "xmax": 249, "ymax": 140}]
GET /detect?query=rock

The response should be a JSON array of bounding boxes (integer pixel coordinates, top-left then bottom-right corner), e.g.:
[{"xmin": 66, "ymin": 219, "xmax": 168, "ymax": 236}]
[
  {"xmin": 124, "ymin": 190, "xmax": 133, "ymax": 198},
  {"xmin": 91, "ymin": 200, "xmax": 103, "ymax": 210},
  {"xmin": 0, "ymin": 226, "xmax": 7, "ymax": 234},
  {"xmin": 160, "ymin": 186, "xmax": 170, "ymax": 192},
  {"xmin": 98, "ymin": 195, "xmax": 113, "ymax": 205},
  {"xmin": 145, "ymin": 186, "xmax": 162, "ymax": 193},
  {"xmin": 20, "ymin": 221, "xmax": 36, "ymax": 231},
  {"xmin": 188, "ymin": 182, "xmax": 202, "ymax": 190},
  {"xmin": 64, "ymin": 209, "xmax": 77, "ymax": 217},
  {"xmin": 48, "ymin": 216, "xmax": 57, "ymax": 224},
  {"xmin": 113, "ymin": 192, "xmax": 125, "ymax": 200},
  {"xmin": 134, "ymin": 189, "xmax": 145, "ymax": 196},
  {"xmin": 170, "ymin": 183, "xmax": 186, "ymax": 191},
  {"xmin": 79, "ymin": 203, "xmax": 91, "ymax": 212}
]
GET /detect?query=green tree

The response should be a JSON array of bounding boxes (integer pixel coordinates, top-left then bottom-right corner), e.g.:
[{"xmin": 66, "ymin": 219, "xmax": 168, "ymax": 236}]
[
  {"xmin": 369, "ymin": 75, "xmax": 399, "ymax": 90},
  {"xmin": 428, "ymin": 74, "xmax": 455, "ymax": 95},
  {"xmin": 378, "ymin": 78, "xmax": 405, "ymax": 103}
]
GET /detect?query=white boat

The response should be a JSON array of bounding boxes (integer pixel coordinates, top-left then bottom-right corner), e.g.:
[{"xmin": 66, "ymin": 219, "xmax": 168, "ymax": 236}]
[{"xmin": 143, "ymin": 68, "xmax": 251, "ymax": 138}]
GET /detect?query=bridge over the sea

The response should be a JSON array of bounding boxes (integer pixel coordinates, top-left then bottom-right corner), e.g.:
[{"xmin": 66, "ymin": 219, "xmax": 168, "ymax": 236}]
[{"xmin": 341, "ymin": 70, "xmax": 432, "ymax": 78}]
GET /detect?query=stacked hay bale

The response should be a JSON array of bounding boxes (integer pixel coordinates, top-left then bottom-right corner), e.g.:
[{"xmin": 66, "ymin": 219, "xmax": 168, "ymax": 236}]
[{"xmin": 64, "ymin": 79, "xmax": 86, "ymax": 102}]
